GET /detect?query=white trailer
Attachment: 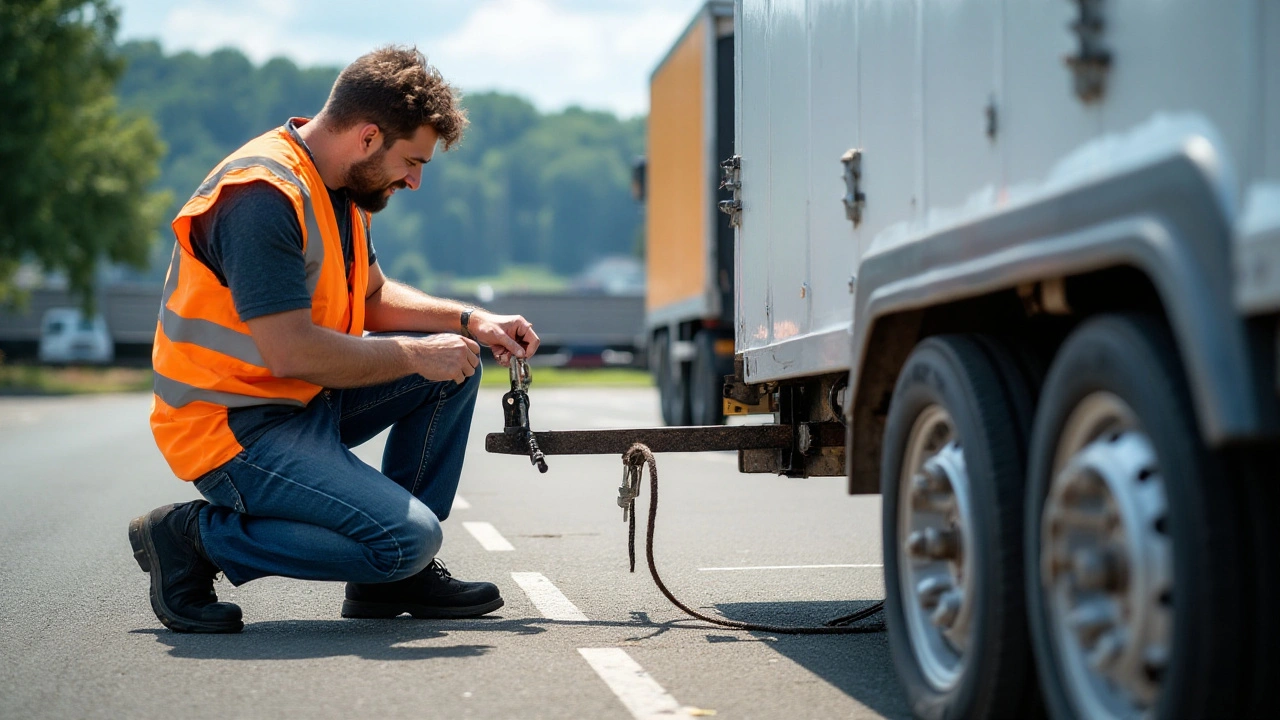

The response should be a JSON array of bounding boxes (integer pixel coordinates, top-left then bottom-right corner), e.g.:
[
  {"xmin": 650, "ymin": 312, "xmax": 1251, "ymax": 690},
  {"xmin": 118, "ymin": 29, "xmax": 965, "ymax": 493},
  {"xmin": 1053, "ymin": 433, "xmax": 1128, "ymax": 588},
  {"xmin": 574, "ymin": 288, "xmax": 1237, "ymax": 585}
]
[{"xmin": 723, "ymin": 1, "xmax": 1280, "ymax": 718}]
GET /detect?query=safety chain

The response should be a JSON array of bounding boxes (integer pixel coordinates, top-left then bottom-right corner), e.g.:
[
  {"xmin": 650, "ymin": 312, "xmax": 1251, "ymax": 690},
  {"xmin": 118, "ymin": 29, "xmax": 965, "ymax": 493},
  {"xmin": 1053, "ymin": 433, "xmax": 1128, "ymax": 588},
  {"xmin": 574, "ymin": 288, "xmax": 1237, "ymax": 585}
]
[{"xmin": 619, "ymin": 443, "xmax": 884, "ymax": 634}]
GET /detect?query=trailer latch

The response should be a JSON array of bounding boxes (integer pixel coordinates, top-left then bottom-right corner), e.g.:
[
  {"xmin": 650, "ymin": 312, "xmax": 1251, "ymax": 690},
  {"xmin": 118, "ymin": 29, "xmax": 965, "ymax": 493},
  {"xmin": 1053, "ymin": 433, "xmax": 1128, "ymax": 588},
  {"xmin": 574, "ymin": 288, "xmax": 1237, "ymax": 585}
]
[{"xmin": 501, "ymin": 358, "xmax": 548, "ymax": 473}]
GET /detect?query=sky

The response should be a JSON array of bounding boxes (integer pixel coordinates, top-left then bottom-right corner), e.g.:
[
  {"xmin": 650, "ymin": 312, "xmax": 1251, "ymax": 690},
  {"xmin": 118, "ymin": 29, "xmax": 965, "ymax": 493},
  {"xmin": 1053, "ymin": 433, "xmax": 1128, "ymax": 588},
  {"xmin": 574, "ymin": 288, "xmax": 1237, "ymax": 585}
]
[{"xmin": 113, "ymin": 0, "xmax": 710, "ymax": 117}]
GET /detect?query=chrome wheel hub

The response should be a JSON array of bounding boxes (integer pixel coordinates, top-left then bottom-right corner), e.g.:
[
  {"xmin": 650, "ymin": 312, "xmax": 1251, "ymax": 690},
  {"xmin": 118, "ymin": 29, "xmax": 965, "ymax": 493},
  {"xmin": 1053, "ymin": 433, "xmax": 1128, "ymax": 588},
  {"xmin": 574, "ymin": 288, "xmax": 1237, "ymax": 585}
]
[
  {"xmin": 1042, "ymin": 392, "xmax": 1172, "ymax": 719},
  {"xmin": 898, "ymin": 405, "xmax": 975, "ymax": 691}
]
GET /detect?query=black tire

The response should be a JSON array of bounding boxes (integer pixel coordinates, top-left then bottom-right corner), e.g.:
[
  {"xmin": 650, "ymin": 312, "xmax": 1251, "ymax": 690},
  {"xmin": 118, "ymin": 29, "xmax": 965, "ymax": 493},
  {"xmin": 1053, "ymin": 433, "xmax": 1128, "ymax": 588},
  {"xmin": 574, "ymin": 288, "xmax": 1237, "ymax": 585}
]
[
  {"xmin": 654, "ymin": 331, "xmax": 690, "ymax": 426},
  {"xmin": 690, "ymin": 330, "xmax": 726, "ymax": 426},
  {"xmin": 881, "ymin": 335, "xmax": 1041, "ymax": 720},
  {"xmin": 1024, "ymin": 314, "xmax": 1247, "ymax": 720},
  {"xmin": 1238, "ymin": 442, "xmax": 1280, "ymax": 719}
]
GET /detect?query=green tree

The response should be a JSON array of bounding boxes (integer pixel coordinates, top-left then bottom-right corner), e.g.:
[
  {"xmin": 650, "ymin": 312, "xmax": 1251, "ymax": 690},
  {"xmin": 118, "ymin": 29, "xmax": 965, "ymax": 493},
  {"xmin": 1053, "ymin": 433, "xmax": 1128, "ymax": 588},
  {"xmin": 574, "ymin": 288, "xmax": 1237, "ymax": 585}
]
[
  {"xmin": 113, "ymin": 44, "xmax": 648, "ymax": 285},
  {"xmin": 0, "ymin": 0, "xmax": 169, "ymax": 306}
]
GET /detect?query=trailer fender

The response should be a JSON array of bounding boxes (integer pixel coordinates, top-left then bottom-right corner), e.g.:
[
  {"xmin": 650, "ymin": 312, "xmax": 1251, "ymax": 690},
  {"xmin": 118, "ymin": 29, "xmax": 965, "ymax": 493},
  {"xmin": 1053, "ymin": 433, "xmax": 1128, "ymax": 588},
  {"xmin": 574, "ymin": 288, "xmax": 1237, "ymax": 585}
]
[{"xmin": 846, "ymin": 142, "xmax": 1278, "ymax": 492}]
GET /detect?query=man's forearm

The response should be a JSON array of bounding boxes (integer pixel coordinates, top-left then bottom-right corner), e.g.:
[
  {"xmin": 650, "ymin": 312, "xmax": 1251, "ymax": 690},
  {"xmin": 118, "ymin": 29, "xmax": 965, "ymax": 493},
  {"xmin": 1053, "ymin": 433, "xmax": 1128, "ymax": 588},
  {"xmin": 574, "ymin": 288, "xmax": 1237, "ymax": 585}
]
[
  {"xmin": 365, "ymin": 279, "xmax": 470, "ymax": 334},
  {"xmin": 245, "ymin": 307, "xmax": 482, "ymax": 389},
  {"xmin": 272, "ymin": 326, "xmax": 418, "ymax": 388}
]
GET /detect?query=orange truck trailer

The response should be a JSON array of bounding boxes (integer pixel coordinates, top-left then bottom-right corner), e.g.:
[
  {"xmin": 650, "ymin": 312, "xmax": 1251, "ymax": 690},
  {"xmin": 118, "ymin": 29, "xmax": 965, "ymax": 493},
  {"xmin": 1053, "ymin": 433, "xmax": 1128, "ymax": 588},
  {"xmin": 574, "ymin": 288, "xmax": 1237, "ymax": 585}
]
[{"xmin": 637, "ymin": 0, "xmax": 735, "ymax": 427}]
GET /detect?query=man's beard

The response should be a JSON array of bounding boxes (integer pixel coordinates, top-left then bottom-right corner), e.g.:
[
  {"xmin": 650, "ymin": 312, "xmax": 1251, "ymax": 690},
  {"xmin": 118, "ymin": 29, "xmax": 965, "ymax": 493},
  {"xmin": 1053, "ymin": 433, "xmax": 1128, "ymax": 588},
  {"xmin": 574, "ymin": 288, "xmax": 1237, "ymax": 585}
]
[{"xmin": 344, "ymin": 151, "xmax": 405, "ymax": 213}]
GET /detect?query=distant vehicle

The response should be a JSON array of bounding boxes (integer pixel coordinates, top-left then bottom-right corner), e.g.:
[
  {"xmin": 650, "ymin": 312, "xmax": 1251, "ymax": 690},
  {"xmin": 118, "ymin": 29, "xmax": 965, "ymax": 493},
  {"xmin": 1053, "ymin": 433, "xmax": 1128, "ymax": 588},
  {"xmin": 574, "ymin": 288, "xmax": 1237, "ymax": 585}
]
[
  {"xmin": 573, "ymin": 256, "xmax": 646, "ymax": 296},
  {"xmin": 38, "ymin": 308, "xmax": 113, "ymax": 364},
  {"xmin": 636, "ymin": 0, "xmax": 736, "ymax": 427}
]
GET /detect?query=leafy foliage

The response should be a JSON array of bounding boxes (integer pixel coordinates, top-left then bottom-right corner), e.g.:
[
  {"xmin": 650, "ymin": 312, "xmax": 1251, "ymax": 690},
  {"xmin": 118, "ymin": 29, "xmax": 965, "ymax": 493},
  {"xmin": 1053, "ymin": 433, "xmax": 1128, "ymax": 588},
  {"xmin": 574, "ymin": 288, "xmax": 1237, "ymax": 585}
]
[
  {"xmin": 115, "ymin": 42, "xmax": 646, "ymax": 287},
  {"xmin": 0, "ymin": 0, "xmax": 168, "ymax": 306}
]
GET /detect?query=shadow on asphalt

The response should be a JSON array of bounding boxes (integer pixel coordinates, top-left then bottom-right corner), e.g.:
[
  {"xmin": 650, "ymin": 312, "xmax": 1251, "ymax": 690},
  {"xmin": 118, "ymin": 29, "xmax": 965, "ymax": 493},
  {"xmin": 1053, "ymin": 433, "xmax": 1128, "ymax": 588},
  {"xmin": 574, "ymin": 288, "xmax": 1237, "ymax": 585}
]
[
  {"xmin": 129, "ymin": 614, "xmax": 723, "ymax": 661},
  {"xmin": 131, "ymin": 621, "xmax": 495, "ymax": 661},
  {"xmin": 714, "ymin": 600, "xmax": 911, "ymax": 720}
]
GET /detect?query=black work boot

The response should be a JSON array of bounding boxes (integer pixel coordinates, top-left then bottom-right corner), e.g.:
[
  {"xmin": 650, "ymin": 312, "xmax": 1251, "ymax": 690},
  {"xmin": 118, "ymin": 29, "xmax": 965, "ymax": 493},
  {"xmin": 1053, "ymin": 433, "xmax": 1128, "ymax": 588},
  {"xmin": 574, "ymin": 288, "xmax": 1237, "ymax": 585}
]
[
  {"xmin": 342, "ymin": 559, "xmax": 504, "ymax": 619},
  {"xmin": 128, "ymin": 500, "xmax": 243, "ymax": 633}
]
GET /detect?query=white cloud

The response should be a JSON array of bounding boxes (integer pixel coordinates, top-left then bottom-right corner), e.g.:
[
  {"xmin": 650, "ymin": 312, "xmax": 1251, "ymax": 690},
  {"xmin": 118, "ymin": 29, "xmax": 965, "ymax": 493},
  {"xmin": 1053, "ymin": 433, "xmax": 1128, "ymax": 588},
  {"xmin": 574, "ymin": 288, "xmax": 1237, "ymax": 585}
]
[
  {"xmin": 115, "ymin": 0, "xmax": 706, "ymax": 115},
  {"xmin": 432, "ymin": 0, "xmax": 691, "ymax": 115},
  {"xmin": 158, "ymin": 0, "xmax": 369, "ymax": 67}
]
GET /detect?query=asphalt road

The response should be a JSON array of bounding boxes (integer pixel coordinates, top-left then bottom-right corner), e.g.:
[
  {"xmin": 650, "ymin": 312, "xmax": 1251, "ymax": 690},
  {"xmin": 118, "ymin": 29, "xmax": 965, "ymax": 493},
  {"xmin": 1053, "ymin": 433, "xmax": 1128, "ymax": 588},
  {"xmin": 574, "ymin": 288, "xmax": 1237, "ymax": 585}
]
[{"xmin": 0, "ymin": 386, "xmax": 909, "ymax": 720}]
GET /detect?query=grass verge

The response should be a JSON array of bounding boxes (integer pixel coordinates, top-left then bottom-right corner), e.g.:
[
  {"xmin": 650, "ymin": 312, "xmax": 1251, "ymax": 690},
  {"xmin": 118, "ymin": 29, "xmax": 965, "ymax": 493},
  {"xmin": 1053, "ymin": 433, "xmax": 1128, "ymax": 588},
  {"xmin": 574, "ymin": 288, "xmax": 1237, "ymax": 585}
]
[
  {"xmin": 479, "ymin": 366, "xmax": 652, "ymax": 389},
  {"xmin": 0, "ymin": 364, "xmax": 154, "ymax": 395}
]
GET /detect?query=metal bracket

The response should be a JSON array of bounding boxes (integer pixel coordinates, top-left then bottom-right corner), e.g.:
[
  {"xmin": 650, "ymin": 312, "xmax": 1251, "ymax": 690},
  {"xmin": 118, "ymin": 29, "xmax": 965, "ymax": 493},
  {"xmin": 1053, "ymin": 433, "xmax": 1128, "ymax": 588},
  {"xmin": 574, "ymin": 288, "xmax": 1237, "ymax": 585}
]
[
  {"xmin": 1065, "ymin": 0, "xmax": 1111, "ymax": 103},
  {"xmin": 718, "ymin": 155, "xmax": 742, "ymax": 227},
  {"xmin": 724, "ymin": 395, "xmax": 774, "ymax": 416},
  {"xmin": 722, "ymin": 354, "xmax": 775, "ymax": 415},
  {"xmin": 841, "ymin": 149, "xmax": 866, "ymax": 226}
]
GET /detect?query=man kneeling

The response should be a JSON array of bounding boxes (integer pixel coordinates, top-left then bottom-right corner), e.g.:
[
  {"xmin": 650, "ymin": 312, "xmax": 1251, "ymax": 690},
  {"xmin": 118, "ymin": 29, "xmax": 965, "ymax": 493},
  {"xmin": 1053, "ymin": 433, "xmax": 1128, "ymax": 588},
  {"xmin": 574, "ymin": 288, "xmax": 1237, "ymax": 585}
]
[{"xmin": 130, "ymin": 46, "xmax": 539, "ymax": 633}]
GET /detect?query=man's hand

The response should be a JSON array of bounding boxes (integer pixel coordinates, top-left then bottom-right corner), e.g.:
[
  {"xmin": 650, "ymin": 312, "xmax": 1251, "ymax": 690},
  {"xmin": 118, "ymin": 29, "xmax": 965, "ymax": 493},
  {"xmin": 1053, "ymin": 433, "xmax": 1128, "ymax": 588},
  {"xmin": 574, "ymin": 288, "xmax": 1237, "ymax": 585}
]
[
  {"xmin": 402, "ymin": 334, "xmax": 482, "ymax": 383},
  {"xmin": 470, "ymin": 311, "xmax": 541, "ymax": 367}
]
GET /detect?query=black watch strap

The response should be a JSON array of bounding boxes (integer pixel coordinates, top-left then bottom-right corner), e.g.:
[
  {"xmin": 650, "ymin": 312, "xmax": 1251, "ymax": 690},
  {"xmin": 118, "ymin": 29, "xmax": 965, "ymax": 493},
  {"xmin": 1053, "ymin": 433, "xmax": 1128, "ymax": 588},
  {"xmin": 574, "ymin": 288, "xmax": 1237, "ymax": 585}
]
[{"xmin": 460, "ymin": 306, "xmax": 476, "ymax": 339}]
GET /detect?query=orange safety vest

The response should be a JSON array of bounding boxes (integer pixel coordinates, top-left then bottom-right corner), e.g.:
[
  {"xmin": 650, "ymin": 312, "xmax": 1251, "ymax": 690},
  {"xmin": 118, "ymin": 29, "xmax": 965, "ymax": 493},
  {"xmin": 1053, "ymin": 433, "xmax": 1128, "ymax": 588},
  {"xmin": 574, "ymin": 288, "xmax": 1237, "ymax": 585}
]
[{"xmin": 150, "ymin": 119, "xmax": 370, "ymax": 481}]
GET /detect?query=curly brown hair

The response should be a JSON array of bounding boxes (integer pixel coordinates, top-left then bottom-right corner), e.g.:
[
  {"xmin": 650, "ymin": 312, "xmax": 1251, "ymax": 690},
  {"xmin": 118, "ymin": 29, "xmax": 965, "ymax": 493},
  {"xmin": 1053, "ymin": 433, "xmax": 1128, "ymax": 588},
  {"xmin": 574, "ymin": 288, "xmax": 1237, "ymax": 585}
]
[{"xmin": 322, "ymin": 45, "xmax": 468, "ymax": 150}]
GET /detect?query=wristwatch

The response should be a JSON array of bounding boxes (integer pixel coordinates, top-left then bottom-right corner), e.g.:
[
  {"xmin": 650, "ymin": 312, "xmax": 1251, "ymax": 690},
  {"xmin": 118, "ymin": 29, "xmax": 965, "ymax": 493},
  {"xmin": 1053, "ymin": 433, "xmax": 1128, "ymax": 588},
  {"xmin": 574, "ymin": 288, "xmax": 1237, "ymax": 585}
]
[{"xmin": 460, "ymin": 306, "xmax": 476, "ymax": 339}]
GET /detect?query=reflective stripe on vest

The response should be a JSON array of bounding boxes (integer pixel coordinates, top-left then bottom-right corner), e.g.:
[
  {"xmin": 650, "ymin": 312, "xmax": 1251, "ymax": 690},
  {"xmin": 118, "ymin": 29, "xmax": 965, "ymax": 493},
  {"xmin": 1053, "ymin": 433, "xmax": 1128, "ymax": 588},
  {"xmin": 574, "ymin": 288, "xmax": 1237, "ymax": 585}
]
[
  {"xmin": 151, "ymin": 120, "xmax": 369, "ymax": 480},
  {"xmin": 153, "ymin": 372, "xmax": 306, "ymax": 410},
  {"xmin": 153, "ymin": 156, "xmax": 327, "ymax": 411}
]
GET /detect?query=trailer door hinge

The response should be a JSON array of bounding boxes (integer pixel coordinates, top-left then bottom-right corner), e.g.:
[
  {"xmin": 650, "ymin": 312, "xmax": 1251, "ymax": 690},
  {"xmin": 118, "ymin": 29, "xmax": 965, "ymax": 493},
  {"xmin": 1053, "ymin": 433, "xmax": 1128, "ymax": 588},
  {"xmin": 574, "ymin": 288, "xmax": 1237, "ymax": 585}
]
[
  {"xmin": 1065, "ymin": 0, "xmax": 1111, "ymax": 103},
  {"xmin": 841, "ymin": 149, "xmax": 865, "ymax": 227},
  {"xmin": 718, "ymin": 155, "xmax": 742, "ymax": 228}
]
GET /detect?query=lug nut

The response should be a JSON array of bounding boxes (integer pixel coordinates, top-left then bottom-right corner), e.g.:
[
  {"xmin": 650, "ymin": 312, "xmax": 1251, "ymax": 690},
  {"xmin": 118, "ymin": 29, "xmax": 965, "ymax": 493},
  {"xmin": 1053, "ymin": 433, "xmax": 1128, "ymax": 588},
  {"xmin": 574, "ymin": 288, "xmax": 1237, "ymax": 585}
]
[
  {"xmin": 1043, "ymin": 544, "xmax": 1072, "ymax": 582},
  {"xmin": 1142, "ymin": 645, "xmax": 1168, "ymax": 683},
  {"xmin": 930, "ymin": 590, "xmax": 963, "ymax": 629},
  {"xmin": 916, "ymin": 576, "xmax": 952, "ymax": 611},
  {"xmin": 906, "ymin": 531, "xmax": 928, "ymax": 558},
  {"xmin": 1087, "ymin": 629, "xmax": 1124, "ymax": 671},
  {"xmin": 924, "ymin": 527, "xmax": 960, "ymax": 560},
  {"xmin": 910, "ymin": 474, "xmax": 933, "ymax": 506},
  {"xmin": 921, "ymin": 462, "xmax": 950, "ymax": 492},
  {"xmin": 1070, "ymin": 547, "xmax": 1120, "ymax": 591},
  {"xmin": 1067, "ymin": 601, "xmax": 1115, "ymax": 647}
]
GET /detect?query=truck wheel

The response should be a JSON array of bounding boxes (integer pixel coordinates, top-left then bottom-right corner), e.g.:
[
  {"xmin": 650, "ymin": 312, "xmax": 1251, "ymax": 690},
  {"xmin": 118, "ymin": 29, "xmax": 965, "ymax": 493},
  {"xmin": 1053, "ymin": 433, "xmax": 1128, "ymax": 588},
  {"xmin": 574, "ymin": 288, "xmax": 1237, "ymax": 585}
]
[
  {"xmin": 690, "ymin": 330, "xmax": 726, "ymax": 426},
  {"xmin": 1024, "ymin": 315, "xmax": 1246, "ymax": 720},
  {"xmin": 881, "ymin": 335, "xmax": 1041, "ymax": 719},
  {"xmin": 655, "ymin": 331, "xmax": 691, "ymax": 426}
]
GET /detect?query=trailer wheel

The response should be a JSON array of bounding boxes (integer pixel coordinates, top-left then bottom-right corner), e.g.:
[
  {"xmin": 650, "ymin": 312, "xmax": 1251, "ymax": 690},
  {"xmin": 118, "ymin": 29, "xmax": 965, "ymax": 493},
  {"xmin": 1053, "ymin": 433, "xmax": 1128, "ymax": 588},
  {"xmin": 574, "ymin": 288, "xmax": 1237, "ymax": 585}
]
[
  {"xmin": 690, "ymin": 330, "xmax": 726, "ymax": 426},
  {"xmin": 881, "ymin": 335, "xmax": 1040, "ymax": 719},
  {"xmin": 654, "ymin": 331, "xmax": 691, "ymax": 426},
  {"xmin": 1024, "ymin": 315, "xmax": 1246, "ymax": 720}
]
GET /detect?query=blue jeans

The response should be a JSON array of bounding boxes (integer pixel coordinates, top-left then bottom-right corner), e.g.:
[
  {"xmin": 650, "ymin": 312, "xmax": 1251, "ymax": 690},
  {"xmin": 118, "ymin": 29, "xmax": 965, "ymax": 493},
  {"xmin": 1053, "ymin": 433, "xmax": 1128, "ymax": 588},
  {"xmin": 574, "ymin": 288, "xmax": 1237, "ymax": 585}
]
[{"xmin": 193, "ymin": 365, "xmax": 481, "ymax": 586}]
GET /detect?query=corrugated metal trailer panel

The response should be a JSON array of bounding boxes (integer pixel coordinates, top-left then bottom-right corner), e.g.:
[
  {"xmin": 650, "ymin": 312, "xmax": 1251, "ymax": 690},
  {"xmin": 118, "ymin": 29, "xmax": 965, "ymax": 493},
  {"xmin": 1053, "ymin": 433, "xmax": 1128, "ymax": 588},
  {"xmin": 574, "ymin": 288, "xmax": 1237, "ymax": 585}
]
[{"xmin": 735, "ymin": 0, "xmax": 1280, "ymax": 383}]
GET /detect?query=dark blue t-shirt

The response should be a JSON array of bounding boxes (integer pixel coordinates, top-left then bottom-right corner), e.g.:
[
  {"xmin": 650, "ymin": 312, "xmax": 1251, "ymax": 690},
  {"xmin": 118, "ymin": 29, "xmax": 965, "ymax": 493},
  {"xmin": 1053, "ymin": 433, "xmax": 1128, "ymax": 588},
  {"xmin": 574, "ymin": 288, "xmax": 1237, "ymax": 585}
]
[
  {"xmin": 188, "ymin": 181, "xmax": 375, "ymax": 322},
  {"xmin": 185, "ymin": 180, "xmax": 377, "ymax": 452}
]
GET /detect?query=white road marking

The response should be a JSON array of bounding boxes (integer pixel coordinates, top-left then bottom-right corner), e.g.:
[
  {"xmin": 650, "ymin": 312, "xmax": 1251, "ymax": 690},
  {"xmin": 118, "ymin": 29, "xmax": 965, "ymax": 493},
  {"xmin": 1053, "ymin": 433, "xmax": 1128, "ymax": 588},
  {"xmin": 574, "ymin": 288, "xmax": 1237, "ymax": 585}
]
[
  {"xmin": 452, "ymin": 495, "xmax": 471, "ymax": 510},
  {"xmin": 698, "ymin": 563, "xmax": 883, "ymax": 572},
  {"xmin": 578, "ymin": 648, "xmax": 694, "ymax": 720},
  {"xmin": 511, "ymin": 572, "xmax": 589, "ymax": 621},
  {"xmin": 462, "ymin": 521, "xmax": 514, "ymax": 551}
]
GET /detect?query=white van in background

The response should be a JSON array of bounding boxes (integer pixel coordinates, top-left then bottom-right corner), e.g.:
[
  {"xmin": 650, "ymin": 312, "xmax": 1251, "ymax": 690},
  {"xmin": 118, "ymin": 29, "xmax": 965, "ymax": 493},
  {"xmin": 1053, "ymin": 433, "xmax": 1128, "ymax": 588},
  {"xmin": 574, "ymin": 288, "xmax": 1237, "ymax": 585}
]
[{"xmin": 38, "ymin": 308, "xmax": 113, "ymax": 364}]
